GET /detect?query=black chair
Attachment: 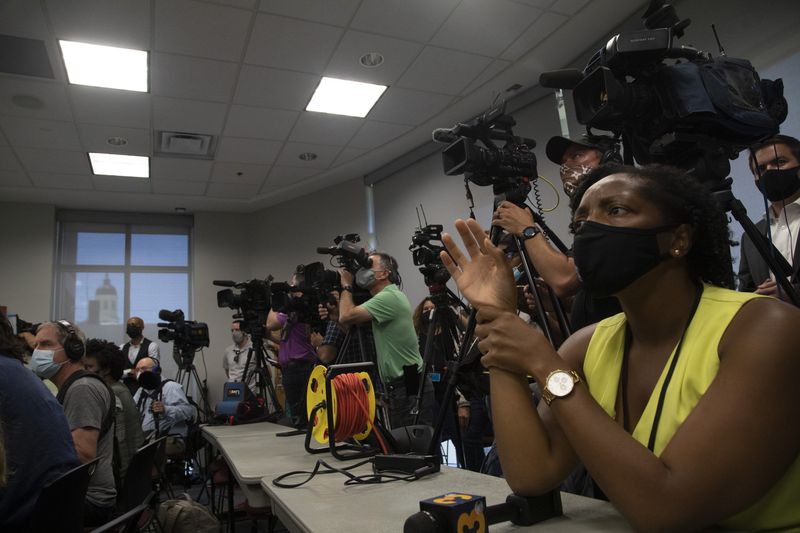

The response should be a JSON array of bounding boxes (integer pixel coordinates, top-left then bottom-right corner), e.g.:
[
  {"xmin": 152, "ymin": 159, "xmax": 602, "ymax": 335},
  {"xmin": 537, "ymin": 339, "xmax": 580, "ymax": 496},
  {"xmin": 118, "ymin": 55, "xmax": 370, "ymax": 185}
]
[
  {"xmin": 117, "ymin": 437, "xmax": 164, "ymax": 513},
  {"xmin": 90, "ymin": 492, "xmax": 153, "ymax": 533},
  {"xmin": 28, "ymin": 458, "xmax": 100, "ymax": 533}
]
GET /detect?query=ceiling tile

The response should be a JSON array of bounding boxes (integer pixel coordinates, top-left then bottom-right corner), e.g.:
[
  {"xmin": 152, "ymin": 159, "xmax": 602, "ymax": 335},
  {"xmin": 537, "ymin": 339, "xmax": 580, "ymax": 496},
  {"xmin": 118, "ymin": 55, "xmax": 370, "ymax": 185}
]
[
  {"xmin": 205, "ymin": 0, "xmax": 257, "ymax": 9},
  {"xmin": 350, "ymin": 0, "xmax": 460, "ymax": 43},
  {"xmin": 512, "ymin": 0, "xmax": 555, "ymax": 7},
  {"xmin": 151, "ymin": 53, "xmax": 239, "ymax": 102},
  {"xmin": 0, "ymin": 146, "xmax": 24, "ymax": 171},
  {"xmin": 0, "ymin": 1, "xmax": 49, "ymax": 40},
  {"xmin": 211, "ymin": 161, "xmax": 269, "ymax": 184},
  {"xmin": 274, "ymin": 142, "xmax": 341, "ymax": 169},
  {"xmin": 29, "ymin": 172, "xmax": 94, "ymax": 190},
  {"xmin": 206, "ymin": 181, "xmax": 260, "ymax": 199},
  {"xmin": 92, "ymin": 175, "xmax": 151, "ymax": 193},
  {"xmin": 550, "ymin": 0, "xmax": 591, "ymax": 15},
  {"xmin": 244, "ymin": 14, "xmax": 343, "ymax": 74},
  {"xmin": 234, "ymin": 65, "xmax": 320, "ymax": 110},
  {"xmin": 431, "ymin": 0, "xmax": 541, "ymax": 57},
  {"xmin": 15, "ymin": 147, "xmax": 89, "ymax": 174},
  {"xmin": 76, "ymin": 124, "xmax": 151, "ymax": 154},
  {"xmin": 397, "ymin": 47, "xmax": 492, "ymax": 95},
  {"xmin": 460, "ymin": 59, "xmax": 512, "ymax": 95},
  {"xmin": 46, "ymin": 0, "xmax": 150, "ymax": 49},
  {"xmin": 151, "ymin": 157, "xmax": 213, "ymax": 181},
  {"xmin": 289, "ymin": 113, "xmax": 362, "ymax": 146},
  {"xmin": 0, "ymin": 169, "xmax": 32, "ymax": 187},
  {"xmin": 368, "ymin": 87, "xmax": 454, "ymax": 126},
  {"xmin": 152, "ymin": 96, "xmax": 227, "ymax": 135},
  {"xmin": 0, "ymin": 116, "xmax": 81, "ymax": 150},
  {"xmin": 332, "ymin": 147, "xmax": 368, "ymax": 167},
  {"xmin": 263, "ymin": 164, "xmax": 320, "ymax": 189},
  {"xmin": 502, "ymin": 11, "xmax": 568, "ymax": 60},
  {"xmin": 349, "ymin": 121, "xmax": 412, "ymax": 150},
  {"xmin": 70, "ymin": 86, "xmax": 150, "ymax": 128},
  {"xmin": 257, "ymin": 0, "xmax": 361, "ymax": 26},
  {"xmin": 216, "ymin": 137, "xmax": 283, "ymax": 165},
  {"xmin": 151, "ymin": 178, "xmax": 208, "ymax": 195},
  {"xmin": 0, "ymin": 78, "xmax": 73, "ymax": 121},
  {"xmin": 154, "ymin": 0, "xmax": 252, "ymax": 62},
  {"xmin": 224, "ymin": 105, "xmax": 298, "ymax": 140},
  {"xmin": 324, "ymin": 31, "xmax": 423, "ymax": 85}
]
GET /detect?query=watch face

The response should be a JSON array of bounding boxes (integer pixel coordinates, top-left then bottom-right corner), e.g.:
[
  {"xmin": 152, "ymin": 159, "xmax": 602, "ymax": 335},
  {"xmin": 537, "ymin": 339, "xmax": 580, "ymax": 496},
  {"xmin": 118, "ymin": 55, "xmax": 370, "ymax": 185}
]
[
  {"xmin": 547, "ymin": 371, "xmax": 574, "ymax": 397},
  {"xmin": 523, "ymin": 227, "xmax": 536, "ymax": 238}
]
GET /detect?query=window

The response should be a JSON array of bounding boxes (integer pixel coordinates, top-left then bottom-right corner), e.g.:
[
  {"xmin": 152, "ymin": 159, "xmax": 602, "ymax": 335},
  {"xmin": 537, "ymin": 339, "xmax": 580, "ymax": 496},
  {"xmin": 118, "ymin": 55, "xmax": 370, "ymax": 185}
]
[{"xmin": 55, "ymin": 212, "xmax": 192, "ymax": 347}]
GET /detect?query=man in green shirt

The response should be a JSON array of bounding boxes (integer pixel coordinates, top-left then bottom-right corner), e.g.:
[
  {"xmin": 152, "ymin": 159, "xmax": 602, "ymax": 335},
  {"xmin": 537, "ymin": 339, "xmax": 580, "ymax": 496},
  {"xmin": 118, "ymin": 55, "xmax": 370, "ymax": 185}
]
[{"xmin": 338, "ymin": 252, "xmax": 435, "ymax": 428}]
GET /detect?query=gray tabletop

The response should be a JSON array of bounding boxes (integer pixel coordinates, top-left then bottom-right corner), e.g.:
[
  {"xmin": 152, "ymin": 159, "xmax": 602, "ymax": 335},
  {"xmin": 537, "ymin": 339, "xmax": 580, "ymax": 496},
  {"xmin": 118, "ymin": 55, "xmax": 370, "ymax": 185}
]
[{"xmin": 262, "ymin": 464, "xmax": 631, "ymax": 532}]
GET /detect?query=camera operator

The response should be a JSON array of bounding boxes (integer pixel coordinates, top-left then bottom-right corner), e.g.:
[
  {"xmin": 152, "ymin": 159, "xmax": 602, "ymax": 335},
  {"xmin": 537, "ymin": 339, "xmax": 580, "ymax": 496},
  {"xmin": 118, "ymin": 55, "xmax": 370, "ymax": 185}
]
[
  {"xmin": 739, "ymin": 134, "xmax": 800, "ymax": 299},
  {"xmin": 317, "ymin": 292, "xmax": 378, "ymax": 368},
  {"xmin": 222, "ymin": 319, "xmax": 256, "ymax": 388},
  {"xmin": 266, "ymin": 271, "xmax": 317, "ymax": 430},
  {"xmin": 492, "ymin": 134, "xmax": 622, "ymax": 330},
  {"xmin": 337, "ymin": 252, "xmax": 435, "ymax": 428}
]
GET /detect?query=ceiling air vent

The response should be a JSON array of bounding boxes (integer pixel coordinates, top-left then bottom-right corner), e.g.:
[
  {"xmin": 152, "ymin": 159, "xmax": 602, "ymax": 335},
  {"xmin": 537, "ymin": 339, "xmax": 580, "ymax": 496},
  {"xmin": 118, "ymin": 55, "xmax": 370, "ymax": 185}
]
[{"xmin": 155, "ymin": 131, "xmax": 216, "ymax": 160}]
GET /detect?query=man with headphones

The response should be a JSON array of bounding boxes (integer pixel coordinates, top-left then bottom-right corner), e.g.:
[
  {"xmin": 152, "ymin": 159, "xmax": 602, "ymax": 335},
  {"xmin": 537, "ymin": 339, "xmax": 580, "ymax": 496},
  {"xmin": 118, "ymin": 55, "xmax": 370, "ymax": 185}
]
[
  {"xmin": 492, "ymin": 133, "xmax": 623, "ymax": 331},
  {"xmin": 337, "ymin": 252, "xmax": 435, "ymax": 429},
  {"xmin": 31, "ymin": 320, "xmax": 116, "ymax": 526}
]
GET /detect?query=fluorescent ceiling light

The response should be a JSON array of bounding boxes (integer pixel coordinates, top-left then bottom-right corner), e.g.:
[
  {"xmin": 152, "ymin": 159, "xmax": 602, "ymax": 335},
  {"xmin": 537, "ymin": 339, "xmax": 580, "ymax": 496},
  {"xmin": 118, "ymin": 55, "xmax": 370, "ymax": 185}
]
[
  {"xmin": 89, "ymin": 153, "xmax": 149, "ymax": 178},
  {"xmin": 306, "ymin": 77, "xmax": 387, "ymax": 118},
  {"xmin": 59, "ymin": 40, "xmax": 148, "ymax": 92}
]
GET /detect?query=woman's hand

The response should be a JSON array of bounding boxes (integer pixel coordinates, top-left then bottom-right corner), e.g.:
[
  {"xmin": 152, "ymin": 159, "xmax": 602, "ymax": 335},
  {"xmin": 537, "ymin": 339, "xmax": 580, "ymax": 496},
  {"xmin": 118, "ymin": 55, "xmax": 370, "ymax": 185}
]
[
  {"xmin": 441, "ymin": 218, "xmax": 516, "ymax": 313},
  {"xmin": 475, "ymin": 306, "xmax": 558, "ymax": 378}
]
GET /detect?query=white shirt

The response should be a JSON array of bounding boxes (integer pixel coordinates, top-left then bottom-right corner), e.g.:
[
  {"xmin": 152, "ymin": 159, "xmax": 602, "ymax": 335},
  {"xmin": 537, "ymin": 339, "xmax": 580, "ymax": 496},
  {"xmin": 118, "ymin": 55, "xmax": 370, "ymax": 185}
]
[
  {"xmin": 121, "ymin": 339, "xmax": 160, "ymax": 366},
  {"xmin": 767, "ymin": 196, "xmax": 800, "ymax": 279},
  {"xmin": 222, "ymin": 337, "xmax": 254, "ymax": 383}
]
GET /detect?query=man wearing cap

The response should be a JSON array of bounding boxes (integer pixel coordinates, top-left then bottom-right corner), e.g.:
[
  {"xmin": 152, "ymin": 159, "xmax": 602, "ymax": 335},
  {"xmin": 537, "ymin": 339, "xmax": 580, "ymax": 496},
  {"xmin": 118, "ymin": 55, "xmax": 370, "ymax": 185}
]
[{"xmin": 492, "ymin": 133, "xmax": 621, "ymax": 330}]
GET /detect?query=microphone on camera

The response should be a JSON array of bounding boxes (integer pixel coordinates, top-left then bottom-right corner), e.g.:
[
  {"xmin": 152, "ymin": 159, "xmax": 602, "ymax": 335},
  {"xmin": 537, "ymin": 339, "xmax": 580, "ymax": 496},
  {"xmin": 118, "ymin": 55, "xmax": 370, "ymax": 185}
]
[
  {"xmin": 431, "ymin": 128, "xmax": 459, "ymax": 144},
  {"xmin": 403, "ymin": 491, "xmax": 562, "ymax": 532},
  {"xmin": 539, "ymin": 69, "xmax": 584, "ymax": 89},
  {"xmin": 212, "ymin": 280, "xmax": 237, "ymax": 287}
]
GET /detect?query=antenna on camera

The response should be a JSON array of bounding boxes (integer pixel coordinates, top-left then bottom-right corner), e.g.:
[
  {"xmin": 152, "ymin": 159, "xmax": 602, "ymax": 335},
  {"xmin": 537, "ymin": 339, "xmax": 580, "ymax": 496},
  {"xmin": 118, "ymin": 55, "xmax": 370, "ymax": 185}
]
[{"xmin": 711, "ymin": 24, "xmax": 726, "ymax": 56}]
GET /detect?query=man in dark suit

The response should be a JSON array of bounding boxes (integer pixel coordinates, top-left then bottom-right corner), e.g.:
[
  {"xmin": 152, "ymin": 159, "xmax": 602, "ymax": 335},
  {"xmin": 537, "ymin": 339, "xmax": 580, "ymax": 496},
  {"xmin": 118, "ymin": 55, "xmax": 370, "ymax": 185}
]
[{"xmin": 738, "ymin": 135, "xmax": 800, "ymax": 299}]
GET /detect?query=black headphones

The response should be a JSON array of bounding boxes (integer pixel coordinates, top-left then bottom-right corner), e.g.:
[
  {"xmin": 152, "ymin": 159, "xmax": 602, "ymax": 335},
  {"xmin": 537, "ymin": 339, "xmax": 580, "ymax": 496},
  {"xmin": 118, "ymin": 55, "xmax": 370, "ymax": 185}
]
[{"xmin": 56, "ymin": 320, "xmax": 85, "ymax": 361}]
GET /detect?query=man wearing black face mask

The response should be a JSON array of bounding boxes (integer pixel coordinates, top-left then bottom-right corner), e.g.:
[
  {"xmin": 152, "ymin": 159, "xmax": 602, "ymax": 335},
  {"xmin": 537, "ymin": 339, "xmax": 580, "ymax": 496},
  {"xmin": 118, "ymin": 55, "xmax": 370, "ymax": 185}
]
[
  {"xmin": 120, "ymin": 316, "xmax": 160, "ymax": 370},
  {"xmin": 739, "ymin": 135, "xmax": 800, "ymax": 299}
]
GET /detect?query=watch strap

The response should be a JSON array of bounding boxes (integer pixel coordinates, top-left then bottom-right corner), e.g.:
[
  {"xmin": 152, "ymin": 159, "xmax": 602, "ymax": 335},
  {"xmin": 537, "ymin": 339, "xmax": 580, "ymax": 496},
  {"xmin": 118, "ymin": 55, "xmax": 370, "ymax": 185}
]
[{"xmin": 542, "ymin": 369, "xmax": 581, "ymax": 406}]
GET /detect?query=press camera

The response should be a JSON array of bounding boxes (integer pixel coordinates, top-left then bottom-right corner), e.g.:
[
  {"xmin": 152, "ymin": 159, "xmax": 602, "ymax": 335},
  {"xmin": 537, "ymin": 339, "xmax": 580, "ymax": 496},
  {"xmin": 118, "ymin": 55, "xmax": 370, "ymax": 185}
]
[
  {"xmin": 316, "ymin": 233, "xmax": 372, "ymax": 274},
  {"xmin": 157, "ymin": 308, "xmax": 209, "ymax": 366},
  {"xmin": 409, "ymin": 224, "xmax": 450, "ymax": 287}
]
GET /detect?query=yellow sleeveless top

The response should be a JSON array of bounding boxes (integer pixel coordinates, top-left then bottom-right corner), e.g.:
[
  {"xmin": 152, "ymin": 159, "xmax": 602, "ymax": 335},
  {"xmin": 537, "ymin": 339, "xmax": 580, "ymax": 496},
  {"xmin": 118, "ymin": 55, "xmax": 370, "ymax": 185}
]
[{"xmin": 584, "ymin": 284, "xmax": 800, "ymax": 530}]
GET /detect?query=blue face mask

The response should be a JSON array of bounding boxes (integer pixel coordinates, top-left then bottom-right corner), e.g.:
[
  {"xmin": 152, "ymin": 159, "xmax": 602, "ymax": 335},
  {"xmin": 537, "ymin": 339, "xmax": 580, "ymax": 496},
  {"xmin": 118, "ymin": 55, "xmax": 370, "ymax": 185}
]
[
  {"xmin": 355, "ymin": 268, "xmax": 376, "ymax": 289},
  {"xmin": 30, "ymin": 348, "xmax": 66, "ymax": 379}
]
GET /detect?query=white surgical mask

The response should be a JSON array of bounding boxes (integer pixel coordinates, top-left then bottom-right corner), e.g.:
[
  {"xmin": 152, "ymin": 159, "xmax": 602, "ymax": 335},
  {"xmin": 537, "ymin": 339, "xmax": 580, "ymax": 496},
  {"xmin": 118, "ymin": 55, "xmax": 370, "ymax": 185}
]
[
  {"xmin": 232, "ymin": 331, "xmax": 245, "ymax": 344},
  {"xmin": 30, "ymin": 348, "xmax": 66, "ymax": 379}
]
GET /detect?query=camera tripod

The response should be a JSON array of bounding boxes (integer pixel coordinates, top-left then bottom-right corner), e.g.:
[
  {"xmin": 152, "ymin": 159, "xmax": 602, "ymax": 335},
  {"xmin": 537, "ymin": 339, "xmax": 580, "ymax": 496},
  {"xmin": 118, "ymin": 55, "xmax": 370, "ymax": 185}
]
[
  {"xmin": 173, "ymin": 345, "xmax": 212, "ymax": 423},
  {"xmin": 240, "ymin": 329, "xmax": 283, "ymax": 421}
]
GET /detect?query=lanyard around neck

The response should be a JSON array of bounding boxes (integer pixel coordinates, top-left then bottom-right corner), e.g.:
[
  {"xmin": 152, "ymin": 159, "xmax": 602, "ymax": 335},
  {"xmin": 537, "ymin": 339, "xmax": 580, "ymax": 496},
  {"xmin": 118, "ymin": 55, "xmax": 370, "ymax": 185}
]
[{"xmin": 620, "ymin": 283, "xmax": 703, "ymax": 452}]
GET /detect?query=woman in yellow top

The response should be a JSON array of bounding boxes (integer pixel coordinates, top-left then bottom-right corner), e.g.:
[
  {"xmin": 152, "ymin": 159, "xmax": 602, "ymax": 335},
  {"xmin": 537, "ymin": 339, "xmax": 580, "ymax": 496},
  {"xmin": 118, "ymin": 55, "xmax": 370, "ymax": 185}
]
[{"xmin": 441, "ymin": 164, "xmax": 800, "ymax": 531}]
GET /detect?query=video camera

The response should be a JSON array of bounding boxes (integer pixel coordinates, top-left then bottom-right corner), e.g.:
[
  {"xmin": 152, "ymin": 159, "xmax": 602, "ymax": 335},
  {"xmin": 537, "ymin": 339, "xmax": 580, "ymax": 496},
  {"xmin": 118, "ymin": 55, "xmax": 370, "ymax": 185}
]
[
  {"xmin": 316, "ymin": 233, "xmax": 372, "ymax": 274},
  {"xmin": 214, "ymin": 277, "xmax": 272, "ymax": 335},
  {"xmin": 157, "ymin": 309, "xmax": 210, "ymax": 367},
  {"xmin": 434, "ymin": 102, "xmax": 536, "ymax": 204},
  {"xmin": 271, "ymin": 262, "xmax": 339, "ymax": 334},
  {"xmin": 540, "ymin": 0, "xmax": 786, "ymax": 182},
  {"xmin": 410, "ymin": 224, "xmax": 450, "ymax": 287}
]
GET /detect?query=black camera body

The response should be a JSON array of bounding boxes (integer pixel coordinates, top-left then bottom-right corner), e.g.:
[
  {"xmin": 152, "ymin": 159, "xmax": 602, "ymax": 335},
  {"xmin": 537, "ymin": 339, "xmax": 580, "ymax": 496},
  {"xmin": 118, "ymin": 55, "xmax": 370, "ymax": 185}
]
[
  {"xmin": 409, "ymin": 224, "xmax": 451, "ymax": 288},
  {"xmin": 548, "ymin": 1, "xmax": 786, "ymax": 182},
  {"xmin": 214, "ymin": 277, "xmax": 272, "ymax": 338},
  {"xmin": 157, "ymin": 309, "xmax": 210, "ymax": 366},
  {"xmin": 316, "ymin": 233, "xmax": 372, "ymax": 274},
  {"xmin": 437, "ymin": 102, "xmax": 535, "ymax": 204}
]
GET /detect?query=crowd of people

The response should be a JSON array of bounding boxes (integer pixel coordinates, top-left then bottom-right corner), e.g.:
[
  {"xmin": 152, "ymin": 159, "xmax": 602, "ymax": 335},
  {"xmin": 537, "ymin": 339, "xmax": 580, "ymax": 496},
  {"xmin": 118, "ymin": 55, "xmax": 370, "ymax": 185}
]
[{"xmin": 2, "ymin": 133, "xmax": 800, "ymax": 531}]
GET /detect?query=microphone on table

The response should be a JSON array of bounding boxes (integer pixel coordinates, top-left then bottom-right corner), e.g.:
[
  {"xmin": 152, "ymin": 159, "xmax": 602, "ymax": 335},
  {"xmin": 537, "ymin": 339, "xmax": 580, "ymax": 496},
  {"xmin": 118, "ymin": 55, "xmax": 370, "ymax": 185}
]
[{"xmin": 403, "ymin": 490, "xmax": 562, "ymax": 532}]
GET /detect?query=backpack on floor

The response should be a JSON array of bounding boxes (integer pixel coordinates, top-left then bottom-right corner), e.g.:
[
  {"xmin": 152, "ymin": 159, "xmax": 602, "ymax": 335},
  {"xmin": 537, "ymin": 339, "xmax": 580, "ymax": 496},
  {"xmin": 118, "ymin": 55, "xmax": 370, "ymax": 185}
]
[{"xmin": 157, "ymin": 494, "xmax": 218, "ymax": 533}]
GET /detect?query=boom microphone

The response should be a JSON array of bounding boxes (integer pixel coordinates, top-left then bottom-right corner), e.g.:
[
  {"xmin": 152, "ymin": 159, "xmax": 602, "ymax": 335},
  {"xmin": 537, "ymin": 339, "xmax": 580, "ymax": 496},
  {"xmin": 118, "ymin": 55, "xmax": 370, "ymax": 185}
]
[
  {"xmin": 539, "ymin": 69, "xmax": 584, "ymax": 89},
  {"xmin": 212, "ymin": 280, "xmax": 237, "ymax": 287},
  {"xmin": 431, "ymin": 128, "xmax": 459, "ymax": 144}
]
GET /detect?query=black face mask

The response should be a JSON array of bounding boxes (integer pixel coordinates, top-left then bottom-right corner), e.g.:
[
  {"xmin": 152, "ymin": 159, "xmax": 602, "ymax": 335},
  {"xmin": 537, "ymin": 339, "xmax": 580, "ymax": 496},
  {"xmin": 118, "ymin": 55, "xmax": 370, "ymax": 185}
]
[
  {"xmin": 756, "ymin": 166, "xmax": 800, "ymax": 202},
  {"xmin": 573, "ymin": 221, "xmax": 673, "ymax": 297},
  {"xmin": 126, "ymin": 325, "xmax": 142, "ymax": 338},
  {"xmin": 138, "ymin": 370, "xmax": 161, "ymax": 391}
]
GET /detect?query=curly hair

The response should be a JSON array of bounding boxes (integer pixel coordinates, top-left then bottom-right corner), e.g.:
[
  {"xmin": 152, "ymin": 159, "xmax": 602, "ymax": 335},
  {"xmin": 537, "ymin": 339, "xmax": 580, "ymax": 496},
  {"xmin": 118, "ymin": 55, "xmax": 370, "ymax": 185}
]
[
  {"xmin": 570, "ymin": 163, "xmax": 733, "ymax": 288},
  {"xmin": 0, "ymin": 315, "xmax": 25, "ymax": 362},
  {"xmin": 85, "ymin": 338, "xmax": 126, "ymax": 381}
]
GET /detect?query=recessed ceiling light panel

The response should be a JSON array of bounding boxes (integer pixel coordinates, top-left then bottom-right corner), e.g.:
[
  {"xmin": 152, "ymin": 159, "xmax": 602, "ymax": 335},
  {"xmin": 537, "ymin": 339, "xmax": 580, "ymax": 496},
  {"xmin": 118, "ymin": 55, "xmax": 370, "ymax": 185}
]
[
  {"xmin": 89, "ymin": 153, "xmax": 149, "ymax": 178},
  {"xmin": 59, "ymin": 40, "xmax": 148, "ymax": 92},
  {"xmin": 306, "ymin": 77, "xmax": 387, "ymax": 118}
]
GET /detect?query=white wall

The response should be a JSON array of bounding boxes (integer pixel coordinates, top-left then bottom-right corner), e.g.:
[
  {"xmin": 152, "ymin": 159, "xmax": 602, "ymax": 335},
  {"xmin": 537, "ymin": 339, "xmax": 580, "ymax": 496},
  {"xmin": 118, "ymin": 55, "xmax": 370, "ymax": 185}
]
[{"xmin": 0, "ymin": 202, "xmax": 56, "ymax": 321}]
